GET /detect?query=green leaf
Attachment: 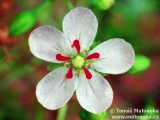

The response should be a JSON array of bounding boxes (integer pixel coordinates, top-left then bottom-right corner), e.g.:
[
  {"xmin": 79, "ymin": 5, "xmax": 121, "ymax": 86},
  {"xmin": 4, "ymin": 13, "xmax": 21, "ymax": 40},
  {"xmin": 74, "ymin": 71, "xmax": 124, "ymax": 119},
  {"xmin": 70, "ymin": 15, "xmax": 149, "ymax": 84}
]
[
  {"xmin": 47, "ymin": 63, "xmax": 64, "ymax": 71},
  {"xmin": 128, "ymin": 55, "xmax": 151, "ymax": 74},
  {"xmin": 79, "ymin": 108, "xmax": 106, "ymax": 120},
  {"xmin": 79, "ymin": 108, "xmax": 87, "ymax": 120},
  {"xmin": 99, "ymin": 72, "xmax": 108, "ymax": 77},
  {"xmin": 89, "ymin": 41, "xmax": 100, "ymax": 50},
  {"xmin": 94, "ymin": 69, "xmax": 108, "ymax": 77}
]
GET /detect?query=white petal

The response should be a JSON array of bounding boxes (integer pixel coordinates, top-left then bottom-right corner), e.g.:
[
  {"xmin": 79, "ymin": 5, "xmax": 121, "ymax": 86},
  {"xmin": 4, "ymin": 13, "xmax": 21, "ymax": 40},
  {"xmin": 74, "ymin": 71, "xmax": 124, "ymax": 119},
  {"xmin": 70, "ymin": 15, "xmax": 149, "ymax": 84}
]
[
  {"xmin": 76, "ymin": 69, "xmax": 113, "ymax": 114},
  {"xmin": 29, "ymin": 25, "xmax": 71, "ymax": 63},
  {"xmin": 36, "ymin": 67, "xmax": 77, "ymax": 110},
  {"xmin": 63, "ymin": 7, "xmax": 98, "ymax": 51},
  {"xmin": 89, "ymin": 38, "xmax": 135, "ymax": 74}
]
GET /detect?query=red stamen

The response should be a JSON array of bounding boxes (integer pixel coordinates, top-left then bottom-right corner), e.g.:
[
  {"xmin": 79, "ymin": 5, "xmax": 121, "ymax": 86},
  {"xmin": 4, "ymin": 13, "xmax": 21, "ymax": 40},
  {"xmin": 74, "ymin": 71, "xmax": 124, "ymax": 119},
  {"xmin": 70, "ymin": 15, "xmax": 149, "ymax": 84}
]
[
  {"xmin": 73, "ymin": 39, "xmax": 80, "ymax": 54},
  {"xmin": 85, "ymin": 52, "xmax": 100, "ymax": 60},
  {"xmin": 66, "ymin": 65, "xmax": 73, "ymax": 79},
  {"xmin": 56, "ymin": 54, "xmax": 72, "ymax": 61},
  {"xmin": 82, "ymin": 66, "xmax": 92, "ymax": 79}
]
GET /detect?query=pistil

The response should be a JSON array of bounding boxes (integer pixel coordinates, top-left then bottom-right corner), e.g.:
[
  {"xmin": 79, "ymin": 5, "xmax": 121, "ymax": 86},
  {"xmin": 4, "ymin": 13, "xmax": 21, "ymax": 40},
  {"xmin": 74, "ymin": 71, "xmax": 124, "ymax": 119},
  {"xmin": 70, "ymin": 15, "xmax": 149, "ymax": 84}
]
[
  {"xmin": 72, "ymin": 56, "xmax": 84, "ymax": 68},
  {"xmin": 55, "ymin": 40, "xmax": 100, "ymax": 80}
]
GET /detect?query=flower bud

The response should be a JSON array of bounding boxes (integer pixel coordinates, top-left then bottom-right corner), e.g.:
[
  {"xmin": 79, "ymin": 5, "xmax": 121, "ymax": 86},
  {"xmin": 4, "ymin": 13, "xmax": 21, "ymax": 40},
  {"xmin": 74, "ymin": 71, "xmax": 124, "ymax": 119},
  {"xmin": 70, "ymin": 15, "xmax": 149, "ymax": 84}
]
[
  {"xmin": 79, "ymin": 108, "xmax": 106, "ymax": 120},
  {"xmin": 9, "ymin": 10, "xmax": 36, "ymax": 36},
  {"xmin": 9, "ymin": 0, "xmax": 52, "ymax": 36},
  {"xmin": 91, "ymin": 0, "xmax": 115, "ymax": 10},
  {"xmin": 0, "ymin": 22, "xmax": 8, "ymax": 44},
  {"xmin": 128, "ymin": 55, "xmax": 151, "ymax": 74},
  {"xmin": 87, "ymin": 111, "xmax": 106, "ymax": 120}
]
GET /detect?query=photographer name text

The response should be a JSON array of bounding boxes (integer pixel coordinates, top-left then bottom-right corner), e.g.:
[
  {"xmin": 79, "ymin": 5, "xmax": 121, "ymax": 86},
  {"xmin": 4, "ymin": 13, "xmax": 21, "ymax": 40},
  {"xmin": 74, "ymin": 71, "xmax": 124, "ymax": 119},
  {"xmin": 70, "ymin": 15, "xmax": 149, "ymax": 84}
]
[{"xmin": 115, "ymin": 108, "xmax": 159, "ymax": 114}]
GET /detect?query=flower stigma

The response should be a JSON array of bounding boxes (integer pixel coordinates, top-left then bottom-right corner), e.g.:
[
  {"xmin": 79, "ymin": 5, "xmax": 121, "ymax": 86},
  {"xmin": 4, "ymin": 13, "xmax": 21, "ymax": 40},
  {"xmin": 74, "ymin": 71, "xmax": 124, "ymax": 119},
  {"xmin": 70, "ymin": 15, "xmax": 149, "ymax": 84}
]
[{"xmin": 72, "ymin": 55, "xmax": 84, "ymax": 68}]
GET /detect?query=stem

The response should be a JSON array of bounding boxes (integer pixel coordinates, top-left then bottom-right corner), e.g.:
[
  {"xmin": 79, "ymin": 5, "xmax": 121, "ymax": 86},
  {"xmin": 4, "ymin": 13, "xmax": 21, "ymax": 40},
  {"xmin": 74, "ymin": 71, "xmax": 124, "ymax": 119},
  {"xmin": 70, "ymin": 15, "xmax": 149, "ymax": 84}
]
[
  {"xmin": 11, "ymin": 56, "xmax": 37, "ymax": 68},
  {"xmin": 35, "ymin": 105, "xmax": 44, "ymax": 120},
  {"xmin": 1, "ymin": 45, "xmax": 37, "ymax": 68},
  {"xmin": 34, "ymin": 0, "xmax": 53, "ymax": 15},
  {"xmin": 56, "ymin": 104, "xmax": 68, "ymax": 120},
  {"xmin": 1, "ymin": 45, "xmax": 11, "ymax": 72},
  {"xmin": 64, "ymin": 0, "xmax": 74, "ymax": 10},
  {"xmin": 2, "ymin": 44, "xmax": 10, "ymax": 59}
]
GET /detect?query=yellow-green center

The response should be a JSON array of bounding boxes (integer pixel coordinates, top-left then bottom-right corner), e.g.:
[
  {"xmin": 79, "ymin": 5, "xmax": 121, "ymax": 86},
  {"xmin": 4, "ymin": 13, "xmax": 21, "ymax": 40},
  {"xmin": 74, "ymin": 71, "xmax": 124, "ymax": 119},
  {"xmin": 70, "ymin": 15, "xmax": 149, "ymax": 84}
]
[{"xmin": 72, "ymin": 56, "xmax": 84, "ymax": 68}]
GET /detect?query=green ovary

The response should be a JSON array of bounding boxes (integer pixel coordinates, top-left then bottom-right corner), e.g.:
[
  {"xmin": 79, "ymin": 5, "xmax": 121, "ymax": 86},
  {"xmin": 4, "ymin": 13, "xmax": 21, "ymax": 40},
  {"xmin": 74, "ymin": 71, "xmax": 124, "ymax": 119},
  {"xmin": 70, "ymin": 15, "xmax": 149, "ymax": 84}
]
[{"xmin": 72, "ymin": 56, "xmax": 84, "ymax": 68}]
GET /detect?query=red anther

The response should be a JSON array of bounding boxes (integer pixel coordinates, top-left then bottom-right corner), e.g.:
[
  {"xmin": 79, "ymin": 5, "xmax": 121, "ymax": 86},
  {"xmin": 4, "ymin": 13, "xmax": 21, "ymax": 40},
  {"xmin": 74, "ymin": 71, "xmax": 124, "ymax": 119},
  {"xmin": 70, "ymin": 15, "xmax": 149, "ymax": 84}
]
[
  {"xmin": 56, "ymin": 54, "xmax": 72, "ymax": 61},
  {"xmin": 66, "ymin": 65, "xmax": 73, "ymax": 79},
  {"xmin": 64, "ymin": 62, "xmax": 67, "ymax": 66},
  {"xmin": 76, "ymin": 69, "xmax": 81, "ymax": 74},
  {"xmin": 87, "ymin": 62, "xmax": 91, "ymax": 67},
  {"xmin": 82, "ymin": 66, "xmax": 92, "ymax": 79},
  {"xmin": 85, "ymin": 52, "xmax": 100, "ymax": 60},
  {"xmin": 84, "ymin": 50, "xmax": 88, "ymax": 53},
  {"xmin": 73, "ymin": 39, "xmax": 80, "ymax": 54}
]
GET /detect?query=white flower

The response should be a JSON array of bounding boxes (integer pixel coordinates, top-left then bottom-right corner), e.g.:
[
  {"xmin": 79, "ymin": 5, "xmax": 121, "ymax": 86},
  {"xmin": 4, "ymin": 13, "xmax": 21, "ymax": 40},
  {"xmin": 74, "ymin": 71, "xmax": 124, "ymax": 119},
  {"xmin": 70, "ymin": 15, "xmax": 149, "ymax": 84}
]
[{"xmin": 29, "ymin": 7, "xmax": 135, "ymax": 114}]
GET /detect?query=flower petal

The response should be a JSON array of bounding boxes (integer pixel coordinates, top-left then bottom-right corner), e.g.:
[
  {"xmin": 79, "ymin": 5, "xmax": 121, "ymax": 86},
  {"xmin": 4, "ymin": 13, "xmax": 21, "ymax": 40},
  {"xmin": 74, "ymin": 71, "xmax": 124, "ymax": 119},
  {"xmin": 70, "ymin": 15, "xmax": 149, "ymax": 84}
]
[
  {"xmin": 29, "ymin": 25, "xmax": 71, "ymax": 63},
  {"xmin": 76, "ymin": 69, "xmax": 113, "ymax": 114},
  {"xmin": 63, "ymin": 7, "xmax": 98, "ymax": 51},
  {"xmin": 89, "ymin": 38, "xmax": 135, "ymax": 74},
  {"xmin": 36, "ymin": 67, "xmax": 77, "ymax": 110}
]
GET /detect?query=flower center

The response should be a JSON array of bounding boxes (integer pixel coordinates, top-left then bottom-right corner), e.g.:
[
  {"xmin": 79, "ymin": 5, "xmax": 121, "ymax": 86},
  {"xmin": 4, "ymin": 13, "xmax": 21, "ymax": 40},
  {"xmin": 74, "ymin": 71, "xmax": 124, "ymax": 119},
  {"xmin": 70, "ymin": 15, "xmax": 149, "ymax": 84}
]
[
  {"xmin": 56, "ymin": 39, "xmax": 100, "ymax": 80},
  {"xmin": 72, "ymin": 56, "xmax": 84, "ymax": 68}
]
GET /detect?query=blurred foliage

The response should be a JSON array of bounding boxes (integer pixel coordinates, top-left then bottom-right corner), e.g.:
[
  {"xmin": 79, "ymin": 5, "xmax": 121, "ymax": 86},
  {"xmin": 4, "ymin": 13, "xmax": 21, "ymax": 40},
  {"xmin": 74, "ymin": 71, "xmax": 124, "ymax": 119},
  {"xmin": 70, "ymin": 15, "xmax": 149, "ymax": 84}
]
[
  {"xmin": 0, "ymin": 87, "xmax": 30, "ymax": 120},
  {"xmin": 9, "ymin": 0, "xmax": 52, "ymax": 36},
  {"xmin": 138, "ymin": 97, "xmax": 158, "ymax": 120},
  {"xmin": 128, "ymin": 55, "xmax": 151, "ymax": 74},
  {"xmin": 0, "ymin": 0, "xmax": 160, "ymax": 120},
  {"xmin": 91, "ymin": 0, "xmax": 115, "ymax": 10}
]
